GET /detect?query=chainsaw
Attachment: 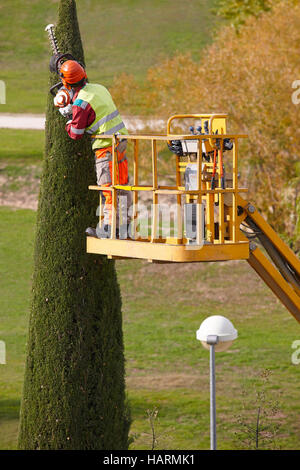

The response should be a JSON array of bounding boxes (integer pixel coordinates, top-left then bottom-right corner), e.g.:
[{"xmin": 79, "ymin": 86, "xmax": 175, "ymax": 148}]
[{"xmin": 45, "ymin": 23, "xmax": 84, "ymax": 114}]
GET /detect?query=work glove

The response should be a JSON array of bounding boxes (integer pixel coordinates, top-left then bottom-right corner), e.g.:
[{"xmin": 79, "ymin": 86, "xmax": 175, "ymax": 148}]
[
  {"xmin": 54, "ymin": 88, "xmax": 71, "ymax": 108},
  {"xmin": 58, "ymin": 104, "xmax": 73, "ymax": 119},
  {"xmin": 167, "ymin": 140, "xmax": 183, "ymax": 156}
]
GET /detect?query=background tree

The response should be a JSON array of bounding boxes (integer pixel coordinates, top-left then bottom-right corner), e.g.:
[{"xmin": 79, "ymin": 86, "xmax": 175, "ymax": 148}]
[
  {"xmin": 18, "ymin": 0, "xmax": 130, "ymax": 450},
  {"xmin": 216, "ymin": 0, "xmax": 298, "ymax": 31},
  {"xmin": 216, "ymin": 0, "xmax": 273, "ymax": 30}
]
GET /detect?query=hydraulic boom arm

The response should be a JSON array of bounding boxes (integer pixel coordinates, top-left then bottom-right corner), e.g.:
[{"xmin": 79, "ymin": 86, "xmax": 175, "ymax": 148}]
[{"xmin": 237, "ymin": 195, "xmax": 300, "ymax": 323}]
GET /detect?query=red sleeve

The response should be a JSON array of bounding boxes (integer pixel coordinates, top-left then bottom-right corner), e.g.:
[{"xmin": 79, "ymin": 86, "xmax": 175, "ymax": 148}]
[{"xmin": 66, "ymin": 101, "xmax": 96, "ymax": 140}]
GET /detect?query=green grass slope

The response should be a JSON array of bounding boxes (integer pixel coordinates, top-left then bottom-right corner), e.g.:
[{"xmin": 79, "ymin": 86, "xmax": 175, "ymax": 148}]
[
  {"xmin": 1, "ymin": 206, "xmax": 299, "ymax": 450},
  {"xmin": 0, "ymin": 0, "xmax": 219, "ymax": 113}
]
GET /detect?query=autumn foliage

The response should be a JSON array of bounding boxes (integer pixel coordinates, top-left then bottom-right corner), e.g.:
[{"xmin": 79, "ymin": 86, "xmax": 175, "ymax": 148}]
[{"xmin": 111, "ymin": 1, "xmax": 300, "ymax": 247}]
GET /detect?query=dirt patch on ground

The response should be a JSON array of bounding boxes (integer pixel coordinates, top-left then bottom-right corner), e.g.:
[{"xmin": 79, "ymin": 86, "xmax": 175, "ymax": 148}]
[
  {"xmin": 0, "ymin": 164, "xmax": 40, "ymax": 210},
  {"xmin": 125, "ymin": 364, "xmax": 259, "ymax": 392},
  {"xmin": 0, "ymin": 188, "xmax": 38, "ymax": 210},
  {"xmin": 136, "ymin": 257, "xmax": 266, "ymax": 308},
  {"xmin": 126, "ymin": 370, "xmax": 207, "ymax": 391}
]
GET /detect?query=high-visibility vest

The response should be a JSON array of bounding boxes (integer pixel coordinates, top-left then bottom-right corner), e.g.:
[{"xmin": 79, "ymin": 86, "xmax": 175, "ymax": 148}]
[{"xmin": 73, "ymin": 83, "xmax": 128, "ymax": 150}]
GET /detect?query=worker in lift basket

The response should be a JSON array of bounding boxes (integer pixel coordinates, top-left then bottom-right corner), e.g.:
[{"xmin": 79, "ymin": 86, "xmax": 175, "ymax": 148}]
[{"xmin": 55, "ymin": 60, "xmax": 131, "ymax": 239}]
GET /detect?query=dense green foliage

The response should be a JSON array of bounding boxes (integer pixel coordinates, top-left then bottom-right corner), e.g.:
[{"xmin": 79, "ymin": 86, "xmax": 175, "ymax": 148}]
[{"xmin": 18, "ymin": 0, "xmax": 129, "ymax": 450}]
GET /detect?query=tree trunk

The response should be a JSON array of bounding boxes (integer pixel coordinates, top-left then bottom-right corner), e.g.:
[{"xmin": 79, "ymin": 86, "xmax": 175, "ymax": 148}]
[{"xmin": 18, "ymin": 0, "xmax": 130, "ymax": 450}]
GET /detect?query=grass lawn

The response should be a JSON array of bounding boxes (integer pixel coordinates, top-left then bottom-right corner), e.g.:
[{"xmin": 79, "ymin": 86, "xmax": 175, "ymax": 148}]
[
  {"xmin": 0, "ymin": 0, "xmax": 220, "ymax": 114},
  {"xmin": 0, "ymin": 208, "xmax": 35, "ymax": 449},
  {"xmin": 0, "ymin": 206, "xmax": 299, "ymax": 450},
  {"xmin": 0, "ymin": 129, "xmax": 44, "ymax": 163}
]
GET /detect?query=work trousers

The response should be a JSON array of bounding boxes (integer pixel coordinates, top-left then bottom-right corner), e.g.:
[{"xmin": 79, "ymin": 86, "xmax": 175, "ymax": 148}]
[{"xmin": 95, "ymin": 142, "xmax": 132, "ymax": 227}]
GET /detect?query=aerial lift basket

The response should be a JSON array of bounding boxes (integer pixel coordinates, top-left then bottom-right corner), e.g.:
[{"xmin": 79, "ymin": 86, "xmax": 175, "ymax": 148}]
[{"xmin": 86, "ymin": 114, "xmax": 300, "ymax": 322}]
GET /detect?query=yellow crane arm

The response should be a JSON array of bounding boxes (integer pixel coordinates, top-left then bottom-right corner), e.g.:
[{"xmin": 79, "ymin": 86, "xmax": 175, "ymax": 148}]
[{"xmin": 237, "ymin": 195, "xmax": 300, "ymax": 323}]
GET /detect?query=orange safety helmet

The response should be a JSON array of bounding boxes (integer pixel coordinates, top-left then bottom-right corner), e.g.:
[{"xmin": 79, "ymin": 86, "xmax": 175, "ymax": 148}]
[{"xmin": 59, "ymin": 60, "xmax": 87, "ymax": 89}]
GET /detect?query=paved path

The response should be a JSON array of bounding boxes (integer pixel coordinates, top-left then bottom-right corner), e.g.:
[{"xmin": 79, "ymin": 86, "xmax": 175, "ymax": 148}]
[
  {"xmin": 0, "ymin": 113, "xmax": 165, "ymax": 131},
  {"xmin": 0, "ymin": 113, "xmax": 45, "ymax": 130}
]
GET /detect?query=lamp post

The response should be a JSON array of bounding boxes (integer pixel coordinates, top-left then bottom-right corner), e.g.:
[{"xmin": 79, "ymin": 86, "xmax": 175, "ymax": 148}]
[{"xmin": 196, "ymin": 315, "xmax": 238, "ymax": 450}]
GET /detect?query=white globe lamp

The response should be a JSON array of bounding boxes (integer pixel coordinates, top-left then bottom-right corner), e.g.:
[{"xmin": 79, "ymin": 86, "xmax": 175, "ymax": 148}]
[
  {"xmin": 196, "ymin": 315, "xmax": 238, "ymax": 450},
  {"xmin": 196, "ymin": 315, "xmax": 238, "ymax": 352}
]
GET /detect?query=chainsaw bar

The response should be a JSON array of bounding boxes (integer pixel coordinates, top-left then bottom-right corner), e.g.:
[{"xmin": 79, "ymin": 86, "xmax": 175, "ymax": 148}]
[{"xmin": 45, "ymin": 24, "xmax": 60, "ymax": 55}]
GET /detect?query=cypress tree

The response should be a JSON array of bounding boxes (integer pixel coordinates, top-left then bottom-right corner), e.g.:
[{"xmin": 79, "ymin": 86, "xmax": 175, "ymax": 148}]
[{"xmin": 18, "ymin": 0, "xmax": 130, "ymax": 450}]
